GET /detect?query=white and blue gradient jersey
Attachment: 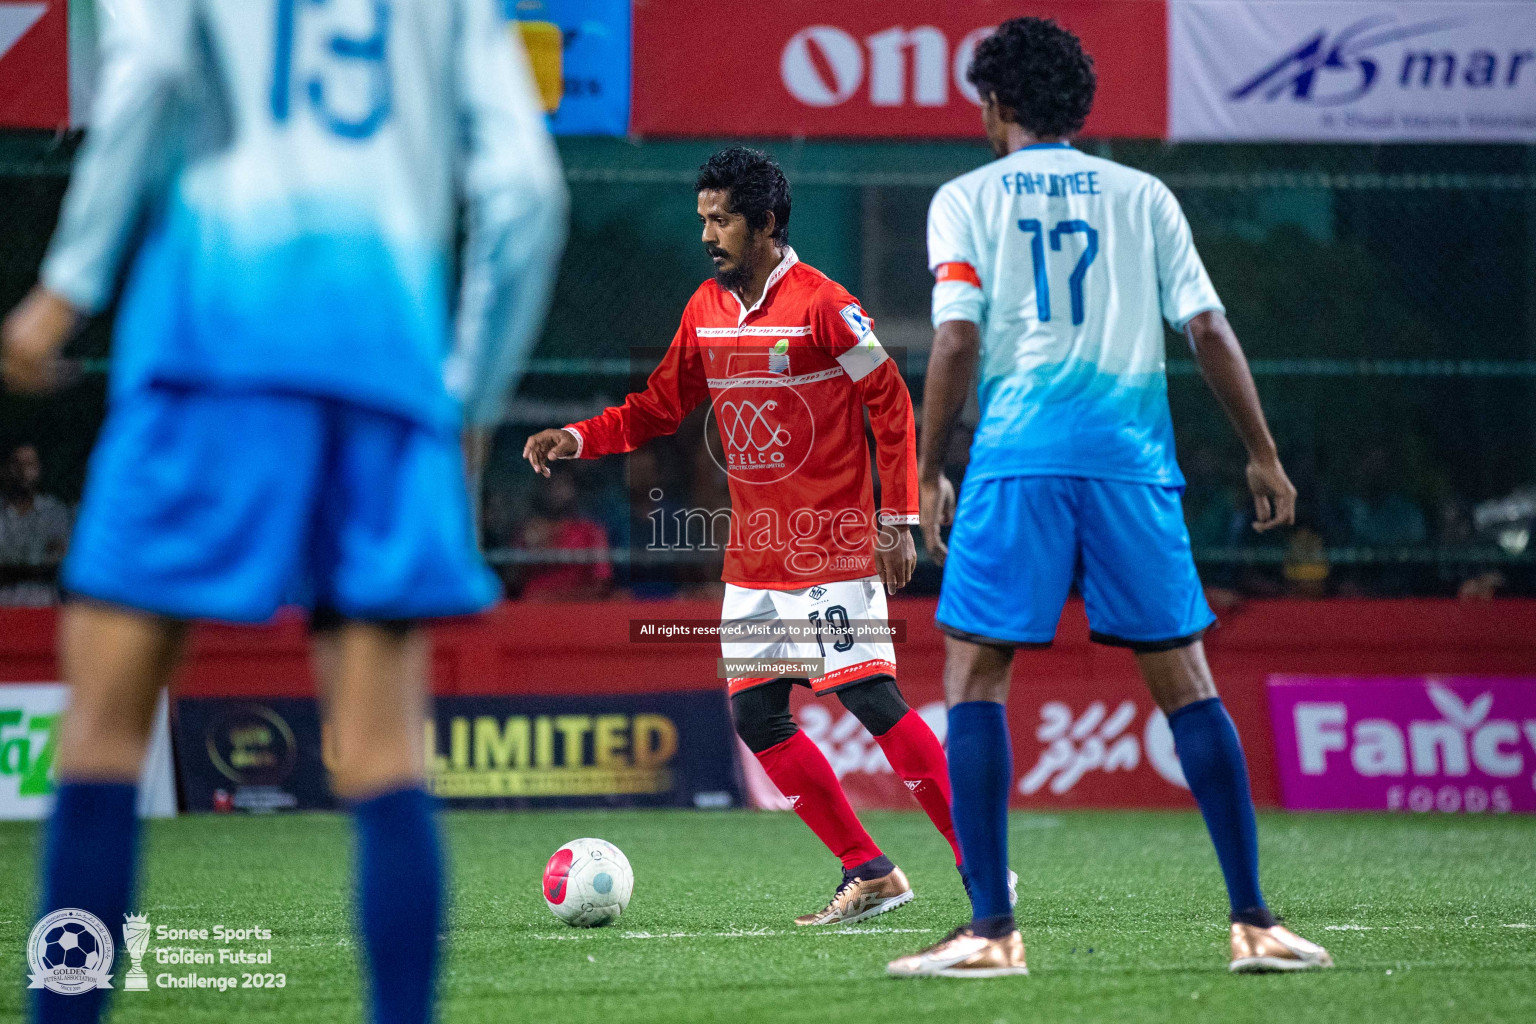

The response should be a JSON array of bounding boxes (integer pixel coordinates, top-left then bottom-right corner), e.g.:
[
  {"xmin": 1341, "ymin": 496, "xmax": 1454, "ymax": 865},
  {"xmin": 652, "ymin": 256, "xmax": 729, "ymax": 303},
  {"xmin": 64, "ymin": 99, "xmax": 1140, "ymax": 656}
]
[
  {"xmin": 928, "ymin": 142, "xmax": 1222, "ymax": 487},
  {"xmin": 42, "ymin": 0, "xmax": 566, "ymax": 430}
]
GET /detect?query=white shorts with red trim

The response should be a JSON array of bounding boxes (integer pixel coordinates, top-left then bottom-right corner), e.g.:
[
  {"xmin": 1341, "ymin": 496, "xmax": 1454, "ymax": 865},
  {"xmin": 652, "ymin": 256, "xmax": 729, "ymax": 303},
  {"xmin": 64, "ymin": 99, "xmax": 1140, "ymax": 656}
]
[{"xmin": 722, "ymin": 576, "xmax": 896, "ymax": 697}]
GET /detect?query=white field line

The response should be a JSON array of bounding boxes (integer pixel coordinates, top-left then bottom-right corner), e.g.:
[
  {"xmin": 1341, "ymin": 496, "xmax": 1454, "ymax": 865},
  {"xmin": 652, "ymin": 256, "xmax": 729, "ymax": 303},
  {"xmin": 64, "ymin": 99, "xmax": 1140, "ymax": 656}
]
[
  {"xmin": 531, "ymin": 926, "xmax": 933, "ymax": 941},
  {"xmin": 528, "ymin": 922, "xmax": 1536, "ymax": 941},
  {"xmin": 1323, "ymin": 923, "xmax": 1532, "ymax": 931}
]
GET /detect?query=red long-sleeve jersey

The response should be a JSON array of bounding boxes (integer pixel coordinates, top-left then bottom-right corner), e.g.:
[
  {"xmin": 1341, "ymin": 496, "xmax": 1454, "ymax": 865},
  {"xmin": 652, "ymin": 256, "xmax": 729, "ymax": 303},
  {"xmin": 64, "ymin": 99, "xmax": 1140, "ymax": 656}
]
[{"xmin": 565, "ymin": 249, "xmax": 918, "ymax": 589}]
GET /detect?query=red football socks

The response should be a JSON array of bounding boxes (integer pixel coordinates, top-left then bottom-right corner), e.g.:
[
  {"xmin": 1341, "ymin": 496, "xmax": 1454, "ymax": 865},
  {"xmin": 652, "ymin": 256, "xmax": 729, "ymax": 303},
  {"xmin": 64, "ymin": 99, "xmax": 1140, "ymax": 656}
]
[
  {"xmin": 755, "ymin": 731, "xmax": 882, "ymax": 869},
  {"xmin": 876, "ymin": 710, "xmax": 963, "ymax": 865}
]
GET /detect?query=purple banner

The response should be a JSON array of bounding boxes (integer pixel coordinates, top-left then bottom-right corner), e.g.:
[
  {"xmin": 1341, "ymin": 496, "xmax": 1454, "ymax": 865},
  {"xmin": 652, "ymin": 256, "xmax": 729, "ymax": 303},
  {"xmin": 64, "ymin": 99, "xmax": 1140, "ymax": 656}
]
[{"xmin": 1268, "ymin": 676, "xmax": 1536, "ymax": 813}]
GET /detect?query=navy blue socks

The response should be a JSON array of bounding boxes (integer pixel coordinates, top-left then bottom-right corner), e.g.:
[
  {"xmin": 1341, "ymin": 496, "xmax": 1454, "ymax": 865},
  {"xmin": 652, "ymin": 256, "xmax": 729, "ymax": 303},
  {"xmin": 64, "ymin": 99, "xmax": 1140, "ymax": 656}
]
[
  {"xmin": 947, "ymin": 701, "xmax": 1014, "ymax": 932},
  {"xmin": 1167, "ymin": 697, "xmax": 1271, "ymax": 924},
  {"xmin": 35, "ymin": 782, "xmax": 139, "ymax": 1024},
  {"xmin": 352, "ymin": 787, "xmax": 445, "ymax": 1024}
]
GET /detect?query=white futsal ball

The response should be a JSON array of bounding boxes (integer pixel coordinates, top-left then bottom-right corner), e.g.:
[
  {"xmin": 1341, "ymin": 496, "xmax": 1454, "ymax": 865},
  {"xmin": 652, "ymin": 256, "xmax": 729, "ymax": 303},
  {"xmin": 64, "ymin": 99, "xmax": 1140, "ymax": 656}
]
[{"xmin": 543, "ymin": 838, "xmax": 634, "ymax": 927}]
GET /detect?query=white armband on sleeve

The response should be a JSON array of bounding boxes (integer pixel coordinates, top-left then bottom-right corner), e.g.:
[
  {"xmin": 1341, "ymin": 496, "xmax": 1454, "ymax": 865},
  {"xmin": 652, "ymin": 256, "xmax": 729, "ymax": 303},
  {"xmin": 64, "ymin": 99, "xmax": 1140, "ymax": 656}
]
[
  {"xmin": 835, "ymin": 333, "xmax": 889, "ymax": 383},
  {"xmin": 932, "ymin": 280, "xmax": 984, "ymax": 328}
]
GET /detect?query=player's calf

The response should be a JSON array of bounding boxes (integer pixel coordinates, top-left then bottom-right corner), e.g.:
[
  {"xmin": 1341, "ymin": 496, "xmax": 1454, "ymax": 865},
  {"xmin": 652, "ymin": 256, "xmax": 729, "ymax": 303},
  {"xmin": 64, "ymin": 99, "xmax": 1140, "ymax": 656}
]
[{"xmin": 839, "ymin": 679, "xmax": 965, "ymax": 867}]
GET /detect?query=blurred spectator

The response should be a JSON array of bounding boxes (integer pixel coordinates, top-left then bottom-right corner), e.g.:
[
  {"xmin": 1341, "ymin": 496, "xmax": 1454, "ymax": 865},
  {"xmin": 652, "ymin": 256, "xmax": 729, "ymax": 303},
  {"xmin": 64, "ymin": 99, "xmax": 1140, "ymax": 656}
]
[
  {"xmin": 479, "ymin": 470, "xmax": 523, "ymax": 554},
  {"xmin": 1333, "ymin": 446, "xmax": 1429, "ymax": 596},
  {"xmin": 616, "ymin": 447, "xmax": 688, "ymax": 599},
  {"xmin": 690, "ymin": 431, "xmax": 732, "ymax": 520},
  {"xmin": 1281, "ymin": 526, "xmax": 1330, "ymax": 598},
  {"xmin": 514, "ymin": 472, "xmax": 613, "ymax": 602},
  {"xmin": 0, "ymin": 444, "xmax": 73, "ymax": 606},
  {"xmin": 1181, "ymin": 444, "xmax": 1247, "ymax": 594},
  {"xmin": 1457, "ymin": 571, "xmax": 1507, "ymax": 601},
  {"xmin": 1435, "ymin": 495, "xmax": 1510, "ymax": 599},
  {"xmin": 1340, "ymin": 447, "xmax": 1429, "ymax": 547},
  {"xmin": 1182, "ymin": 446, "xmax": 1246, "ymax": 550}
]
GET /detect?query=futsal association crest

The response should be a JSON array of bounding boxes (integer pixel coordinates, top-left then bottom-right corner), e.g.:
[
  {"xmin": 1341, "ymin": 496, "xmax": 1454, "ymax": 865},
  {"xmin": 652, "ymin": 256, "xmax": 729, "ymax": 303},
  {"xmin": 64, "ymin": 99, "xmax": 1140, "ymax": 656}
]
[{"xmin": 27, "ymin": 908, "xmax": 116, "ymax": 995}]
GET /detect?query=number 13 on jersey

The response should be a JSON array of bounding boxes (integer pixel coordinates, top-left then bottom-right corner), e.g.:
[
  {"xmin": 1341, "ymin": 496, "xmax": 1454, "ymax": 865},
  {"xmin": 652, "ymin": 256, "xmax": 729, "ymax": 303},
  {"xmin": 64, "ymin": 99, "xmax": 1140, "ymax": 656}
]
[
  {"xmin": 271, "ymin": 0, "xmax": 393, "ymax": 140},
  {"xmin": 1018, "ymin": 219, "xmax": 1099, "ymax": 326}
]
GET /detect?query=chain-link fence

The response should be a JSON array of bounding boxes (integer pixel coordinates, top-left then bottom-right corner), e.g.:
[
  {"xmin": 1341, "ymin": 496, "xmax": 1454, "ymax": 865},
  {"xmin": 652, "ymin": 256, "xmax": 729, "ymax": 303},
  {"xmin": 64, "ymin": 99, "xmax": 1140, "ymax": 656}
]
[{"xmin": 3, "ymin": 134, "xmax": 1534, "ymax": 601}]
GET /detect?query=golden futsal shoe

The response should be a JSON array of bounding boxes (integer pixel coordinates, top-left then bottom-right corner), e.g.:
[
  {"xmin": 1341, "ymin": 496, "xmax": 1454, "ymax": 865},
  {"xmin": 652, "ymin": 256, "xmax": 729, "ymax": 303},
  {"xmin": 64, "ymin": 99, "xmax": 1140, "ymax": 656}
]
[
  {"xmin": 1229, "ymin": 922, "xmax": 1334, "ymax": 972},
  {"xmin": 886, "ymin": 927, "xmax": 1028, "ymax": 978},
  {"xmin": 795, "ymin": 866, "xmax": 913, "ymax": 926}
]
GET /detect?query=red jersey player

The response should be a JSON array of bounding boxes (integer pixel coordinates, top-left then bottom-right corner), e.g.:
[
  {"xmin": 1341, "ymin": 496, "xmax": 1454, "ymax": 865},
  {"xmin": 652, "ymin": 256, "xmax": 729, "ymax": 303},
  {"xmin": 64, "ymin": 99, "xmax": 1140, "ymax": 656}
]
[{"xmin": 525, "ymin": 148, "xmax": 975, "ymax": 926}]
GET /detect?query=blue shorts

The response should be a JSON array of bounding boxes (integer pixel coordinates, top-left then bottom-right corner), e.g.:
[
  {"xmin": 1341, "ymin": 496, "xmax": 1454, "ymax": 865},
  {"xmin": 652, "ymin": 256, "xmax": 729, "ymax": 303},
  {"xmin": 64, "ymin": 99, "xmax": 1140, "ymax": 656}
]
[
  {"xmin": 936, "ymin": 475, "xmax": 1215, "ymax": 650},
  {"xmin": 64, "ymin": 387, "xmax": 498, "ymax": 624}
]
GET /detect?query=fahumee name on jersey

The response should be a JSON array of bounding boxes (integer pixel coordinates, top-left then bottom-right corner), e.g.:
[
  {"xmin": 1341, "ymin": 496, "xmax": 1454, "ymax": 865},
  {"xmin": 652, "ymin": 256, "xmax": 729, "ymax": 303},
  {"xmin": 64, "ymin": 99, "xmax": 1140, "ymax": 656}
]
[{"xmin": 1001, "ymin": 170, "xmax": 1101, "ymax": 196}]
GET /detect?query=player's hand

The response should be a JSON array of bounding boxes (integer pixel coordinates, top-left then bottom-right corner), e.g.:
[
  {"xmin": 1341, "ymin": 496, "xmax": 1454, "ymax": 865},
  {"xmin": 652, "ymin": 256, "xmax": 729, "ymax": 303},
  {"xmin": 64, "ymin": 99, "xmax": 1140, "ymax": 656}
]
[
  {"xmin": 2, "ymin": 286, "xmax": 78, "ymax": 394},
  {"xmin": 875, "ymin": 523, "xmax": 916, "ymax": 595},
  {"xmin": 523, "ymin": 427, "xmax": 579, "ymax": 477},
  {"xmin": 1245, "ymin": 456, "xmax": 1297, "ymax": 532},
  {"xmin": 919, "ymin": 474, "xmax": 956, "ymax": 566}
]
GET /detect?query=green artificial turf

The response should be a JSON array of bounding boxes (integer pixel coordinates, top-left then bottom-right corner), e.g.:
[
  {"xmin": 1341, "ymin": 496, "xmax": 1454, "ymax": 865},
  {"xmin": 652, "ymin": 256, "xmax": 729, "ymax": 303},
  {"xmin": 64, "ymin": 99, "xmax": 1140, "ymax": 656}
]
[{"xmin": 2, "ymin": 809, "xmax": 1534, "ymax": 1023}]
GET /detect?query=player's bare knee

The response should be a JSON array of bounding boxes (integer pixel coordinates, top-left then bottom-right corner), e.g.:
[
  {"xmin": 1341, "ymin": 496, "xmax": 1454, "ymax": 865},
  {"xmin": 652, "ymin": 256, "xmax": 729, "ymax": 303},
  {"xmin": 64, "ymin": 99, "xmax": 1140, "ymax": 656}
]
[
  {"xmin": 1137, "ymin": 642, "xmax": 1218, "ymax": 714},
  {"xmin": 54, "ymin": 692, "xmax": 160, "ymax": 778},
  {"xmin": 942, "ymin": 636, "xmax": 1012, "ymax": 706},
  {"xmin": 327, "ymin": 737, "xmax": 422, "ymax": 799},
  {"xmin": 945, "ymin": 675, "xmax": 1009, "ymax": 707}
]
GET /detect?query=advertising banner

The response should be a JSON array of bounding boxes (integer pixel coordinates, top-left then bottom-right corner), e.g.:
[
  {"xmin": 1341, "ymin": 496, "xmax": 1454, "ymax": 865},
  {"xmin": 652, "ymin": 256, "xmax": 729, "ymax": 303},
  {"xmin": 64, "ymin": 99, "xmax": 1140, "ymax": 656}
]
[
  {"xmin": 1, "ymin": 684, "xmax": 175, "ymax": 819},
  {"xmin": 0, "ymin": 0, "xmax": 68, "ymax": 129},
  {"xmin": 741, "ymin": 678, "xmax": 1242, "ymax": 811},
  {"xmin": 177, "ymin": 690, "xmax": 742, "ymax": 812},
  {"xmin": 631, "ymin": 0, "xmax": 1166, "ymax": 139},
  {"xmin": 429, "ymin": 692, "xmax": 741, "ymax": 809},
  {"xmin": 174, "ymin": 697, "xmax": 334, "ymax": 813},
  {"xmin": 1171, "ymin": 0, "xmax": 1536, "ymax": 142},
  {"xmin": 1268, "ymin": 676, "xmax": 1536, "ymax": 812},
  {"xmin": 503, "ymin": 0, "xmax": 629, "ymax": 136}
]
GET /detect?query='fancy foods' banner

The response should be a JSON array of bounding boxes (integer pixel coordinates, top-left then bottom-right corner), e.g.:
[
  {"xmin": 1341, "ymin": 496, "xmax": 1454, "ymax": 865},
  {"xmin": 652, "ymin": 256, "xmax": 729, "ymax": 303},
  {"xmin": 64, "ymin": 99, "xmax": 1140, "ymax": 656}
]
[{"xmin": 1268, "ymin": 676, "xmax": 1536, "ymax": 812}]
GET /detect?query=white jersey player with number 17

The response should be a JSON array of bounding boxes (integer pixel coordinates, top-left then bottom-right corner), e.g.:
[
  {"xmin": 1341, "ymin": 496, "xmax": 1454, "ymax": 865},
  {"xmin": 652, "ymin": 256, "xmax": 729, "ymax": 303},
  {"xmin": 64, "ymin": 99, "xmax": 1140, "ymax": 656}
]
[
  {"xmin": 927, "ymin": 143, "xmax": 1220, "ymax": 489},
  {"xmin": 894, "ymin": 16, "xmax": 1324, "ymax": 980}
]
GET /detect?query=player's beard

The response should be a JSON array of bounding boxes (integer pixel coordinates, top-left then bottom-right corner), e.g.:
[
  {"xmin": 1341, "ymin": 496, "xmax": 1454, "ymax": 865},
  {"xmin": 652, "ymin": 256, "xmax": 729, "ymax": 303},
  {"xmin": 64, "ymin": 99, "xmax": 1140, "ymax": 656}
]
[{"xmin": 707, "ymin": 242, "xmax": 755, "ymax": 294}]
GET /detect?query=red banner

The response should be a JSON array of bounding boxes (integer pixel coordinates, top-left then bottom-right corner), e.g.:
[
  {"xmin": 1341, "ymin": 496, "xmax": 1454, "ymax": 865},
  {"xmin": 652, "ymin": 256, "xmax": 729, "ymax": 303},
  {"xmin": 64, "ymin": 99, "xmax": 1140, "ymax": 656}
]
[
  {"xmin": 736, "ymin": 672, "xmax": 1267, "ymax": 811},
  {"xmin": 7, "ymin": 598, "xmax": 1536, "ymax": 810},
  {"xmin": 631, "ymin": 0, "xmax": 1167, "ymax": 139},
  {"xmin": 0, "ymin": 0, "xmax": 67, "ymax": 129}
]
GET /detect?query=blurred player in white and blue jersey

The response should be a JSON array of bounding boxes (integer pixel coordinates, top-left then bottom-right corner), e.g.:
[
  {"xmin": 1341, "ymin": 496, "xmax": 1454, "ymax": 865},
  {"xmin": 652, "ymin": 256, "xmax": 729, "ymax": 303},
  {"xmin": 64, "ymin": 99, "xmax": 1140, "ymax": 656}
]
[
  {"xmin": 1, "ymin": 1, "xmax": 565, "ymax": 1020},
  {"xmin": 888, "ymin": 19, "xmax": 1332, "ymax": 978}
]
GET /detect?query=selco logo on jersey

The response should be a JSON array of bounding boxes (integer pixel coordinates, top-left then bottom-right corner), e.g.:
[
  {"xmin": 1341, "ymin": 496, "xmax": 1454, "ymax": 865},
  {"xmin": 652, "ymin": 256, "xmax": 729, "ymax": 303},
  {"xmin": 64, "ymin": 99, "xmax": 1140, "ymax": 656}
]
[{"xmin": 712, "ymin": 388, "xmax": 817, "ymax": 486}]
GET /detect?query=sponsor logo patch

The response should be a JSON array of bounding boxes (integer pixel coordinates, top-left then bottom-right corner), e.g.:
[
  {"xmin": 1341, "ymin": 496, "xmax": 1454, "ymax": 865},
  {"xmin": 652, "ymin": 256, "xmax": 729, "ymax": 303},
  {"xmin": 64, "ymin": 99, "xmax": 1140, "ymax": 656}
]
[{"xmin": 839, "ymin": 303, "xmax": 873, "ymax": 339}]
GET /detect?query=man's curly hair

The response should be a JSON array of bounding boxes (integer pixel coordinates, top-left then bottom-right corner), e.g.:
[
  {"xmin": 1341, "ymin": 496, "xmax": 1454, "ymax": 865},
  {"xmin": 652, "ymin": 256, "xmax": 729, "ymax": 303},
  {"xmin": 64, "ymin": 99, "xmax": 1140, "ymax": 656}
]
[
  {"xmin": 966, "ymin": 18, "xmax": 1096, "ymax": 138},
  {"xmin": 695, "ymin": 147, "xmax": 791, "ymax": 244}
]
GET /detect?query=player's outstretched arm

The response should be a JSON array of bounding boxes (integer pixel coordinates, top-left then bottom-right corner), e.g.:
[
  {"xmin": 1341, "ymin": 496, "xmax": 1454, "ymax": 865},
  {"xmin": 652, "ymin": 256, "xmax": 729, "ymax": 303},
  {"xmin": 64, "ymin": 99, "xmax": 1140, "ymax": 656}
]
[
  {"xmin": 917, "ymin": 319, "xmax": 981, "ymax": 564},
  {"xmin": 526, "ymin": 327, "xmax": 707, "ymax": 478},
  {"xmin": 1185, "ymin": 310, "xmax": 1296, "ymax": 532}
]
